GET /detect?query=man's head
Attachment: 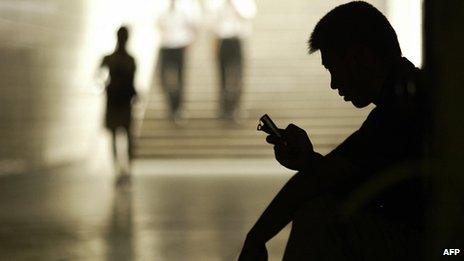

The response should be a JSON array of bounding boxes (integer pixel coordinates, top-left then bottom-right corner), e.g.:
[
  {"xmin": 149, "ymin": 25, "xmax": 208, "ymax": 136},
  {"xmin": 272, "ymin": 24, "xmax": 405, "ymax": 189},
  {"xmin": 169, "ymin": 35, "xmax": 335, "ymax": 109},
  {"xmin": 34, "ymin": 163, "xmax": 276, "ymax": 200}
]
[{"xmin": 309, "ymin": 1, "xmax": 402, "ymax": 107}]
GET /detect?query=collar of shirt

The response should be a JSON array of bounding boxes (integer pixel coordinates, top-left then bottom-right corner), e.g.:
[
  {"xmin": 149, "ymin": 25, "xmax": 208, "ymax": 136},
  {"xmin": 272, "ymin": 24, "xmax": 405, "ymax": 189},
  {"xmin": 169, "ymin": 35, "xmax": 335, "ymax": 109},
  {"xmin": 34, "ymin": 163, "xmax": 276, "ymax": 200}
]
[{"xmin": 376, "ymin": 57, "xmax": 418, "ymax": 108}]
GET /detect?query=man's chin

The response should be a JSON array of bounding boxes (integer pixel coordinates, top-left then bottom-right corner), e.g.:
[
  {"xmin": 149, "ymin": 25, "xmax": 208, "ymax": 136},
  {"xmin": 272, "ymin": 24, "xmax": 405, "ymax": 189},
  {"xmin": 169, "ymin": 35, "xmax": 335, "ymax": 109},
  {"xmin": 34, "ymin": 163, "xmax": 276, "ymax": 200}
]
[{"xmin": 350, "ymin": 99, "xmax": 370, "ymax": 108}]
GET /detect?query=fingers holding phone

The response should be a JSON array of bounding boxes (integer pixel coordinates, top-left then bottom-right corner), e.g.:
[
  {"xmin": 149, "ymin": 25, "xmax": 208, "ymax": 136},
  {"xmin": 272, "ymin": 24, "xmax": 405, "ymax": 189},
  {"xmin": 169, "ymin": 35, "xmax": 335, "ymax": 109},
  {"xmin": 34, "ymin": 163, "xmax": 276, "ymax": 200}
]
[
  {"xmin": 257, "ymin": 115, "xmax": 316, "ymax": 170},
  {"xmin": 266, "ymin": 133, "xmax": 285, "ymax": 145},
  {"xmin": 275, "ymin": 124, "xmax": 315, "ymax": 170},
  {"xmin": 284, "ymin": 124, "xmax": 314, "ymax": 153}
]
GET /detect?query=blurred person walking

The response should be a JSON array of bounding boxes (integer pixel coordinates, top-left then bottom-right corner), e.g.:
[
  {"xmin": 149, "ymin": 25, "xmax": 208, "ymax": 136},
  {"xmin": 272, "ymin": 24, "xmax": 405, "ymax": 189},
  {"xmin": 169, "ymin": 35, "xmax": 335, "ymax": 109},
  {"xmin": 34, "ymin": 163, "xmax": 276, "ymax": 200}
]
[
  {"xmin": 157, "ymin": 0, "xmax": 201, "ymax": 123},
  {"xmin": 99, "ymin": 26, "xmax": 137, "ymax": 182},
  {"xmin": 209, "ymin": 0, "xmax": 256, "ymax": 120}
]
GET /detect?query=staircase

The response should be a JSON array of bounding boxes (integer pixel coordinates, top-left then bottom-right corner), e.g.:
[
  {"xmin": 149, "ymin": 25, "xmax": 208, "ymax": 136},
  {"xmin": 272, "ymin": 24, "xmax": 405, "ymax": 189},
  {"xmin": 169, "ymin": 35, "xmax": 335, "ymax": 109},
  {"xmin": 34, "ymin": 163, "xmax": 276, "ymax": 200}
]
[{"xmin": 134, "ymin": 0, "xmax": 377, "ymax": 159}]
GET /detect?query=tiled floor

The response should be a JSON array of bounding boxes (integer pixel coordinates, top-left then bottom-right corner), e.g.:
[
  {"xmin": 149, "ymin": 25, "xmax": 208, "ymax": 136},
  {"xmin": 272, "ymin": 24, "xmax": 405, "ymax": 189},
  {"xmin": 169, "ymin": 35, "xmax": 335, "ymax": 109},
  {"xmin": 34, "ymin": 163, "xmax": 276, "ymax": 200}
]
[{"xmin": 0, "ymin": 160, "xmax": 292, "ymax": 260}]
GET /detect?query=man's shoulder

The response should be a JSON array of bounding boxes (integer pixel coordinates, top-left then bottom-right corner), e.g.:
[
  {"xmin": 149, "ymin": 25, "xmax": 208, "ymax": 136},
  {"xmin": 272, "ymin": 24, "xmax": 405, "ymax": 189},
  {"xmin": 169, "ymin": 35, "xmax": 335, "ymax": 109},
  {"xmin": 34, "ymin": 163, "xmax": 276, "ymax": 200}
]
[{"xmin": 377, "ymin": 61, "xmax": 423, "ymax": 118}]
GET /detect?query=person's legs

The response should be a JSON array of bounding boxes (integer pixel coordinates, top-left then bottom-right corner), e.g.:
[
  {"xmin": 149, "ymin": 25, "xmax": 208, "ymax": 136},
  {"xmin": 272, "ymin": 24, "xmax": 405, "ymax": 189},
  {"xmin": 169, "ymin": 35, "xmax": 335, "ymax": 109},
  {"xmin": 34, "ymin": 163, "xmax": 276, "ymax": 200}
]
[
  {"xmin": 218, "ymin": 39, "xmax": 228, "ymax": 118},
  {"xmin": 283, "ymin": 193, "xmax": 353, "ymax": 261},
  {"xmin": 342, "ymin": 209, "xmax": 424, "ymax": 260},
  {"xmin": 159, "ymin": 48, "xmax": 178, "ymax": 118},
  {"xmin": 119, "ymin": 107, "xmax": 133, "ymax": 175},
  {"xmin": 126, "ymin": 122, "xmax": 134, "ymax": 169},
  {"xmin": 227, "ymin": 39, "xmax": 243, "ymax": 118},
  {"xmin": 111, "ymin": 129, "xmax": 117, "ymax": 161},
  {"xmin": 283, "ymin": 193, "xmax": 422, "ymax": 261},
  {"xmin": 172, "ymin": 47, "xmax": 185, "ymax": 117},
  {"xmin": 159, "ymin": 48, "xmax": 169, "ymax": 92},
  {"xmin": 115, "ymin": 125, "xmax": 132, "ymax": 186},
  {"xmin": 110, "ymin": 128, "xmax": 119, "ymax": 174},
  {"xmin": 219, "ymin": 38, "xmax": 242, "ymax": 119}
]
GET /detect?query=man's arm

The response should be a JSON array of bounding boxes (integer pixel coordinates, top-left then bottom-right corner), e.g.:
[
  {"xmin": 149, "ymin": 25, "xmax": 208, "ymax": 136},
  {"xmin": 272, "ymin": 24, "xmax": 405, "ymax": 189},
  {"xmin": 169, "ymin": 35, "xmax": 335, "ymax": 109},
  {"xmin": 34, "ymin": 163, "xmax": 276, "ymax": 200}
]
[
  {"xmin": 239, "ymin": 125, "xmax": 363, "ymax": 260},
  {"xmin": 245, "ymin": 107, "xmax": 403, "ymax": 245}
]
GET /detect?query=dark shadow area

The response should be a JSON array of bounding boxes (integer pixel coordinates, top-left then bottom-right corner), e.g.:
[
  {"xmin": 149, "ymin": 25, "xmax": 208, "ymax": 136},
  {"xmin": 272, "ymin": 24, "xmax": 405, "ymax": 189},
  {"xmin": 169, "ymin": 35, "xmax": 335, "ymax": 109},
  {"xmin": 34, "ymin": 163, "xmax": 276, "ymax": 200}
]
[
  {"xmin": 423, "ymin": 0, "xmax": 464, "ymax": 259},
  {"xmin": 239, "ymin": 1, "xmax": 464, "ymax": 260}
]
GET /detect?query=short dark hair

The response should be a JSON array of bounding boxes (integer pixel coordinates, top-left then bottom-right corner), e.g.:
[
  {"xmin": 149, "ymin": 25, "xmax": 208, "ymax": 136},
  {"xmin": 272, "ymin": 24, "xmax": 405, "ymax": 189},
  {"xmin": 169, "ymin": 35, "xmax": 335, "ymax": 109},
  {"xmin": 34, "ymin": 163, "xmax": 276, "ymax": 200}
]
[{"xmin": 308, "ymin": 1, "xmax": 401, "ymax": 60}]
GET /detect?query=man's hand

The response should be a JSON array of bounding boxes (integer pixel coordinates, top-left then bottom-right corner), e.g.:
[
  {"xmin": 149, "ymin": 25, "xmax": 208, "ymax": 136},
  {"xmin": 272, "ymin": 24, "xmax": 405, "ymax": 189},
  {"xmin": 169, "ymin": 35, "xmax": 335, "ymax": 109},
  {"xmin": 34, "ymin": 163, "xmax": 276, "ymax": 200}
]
[
  {"xmin": 238, "ymin": 236, "xmax": 268, "ymax": 261},
  {"xmin": 266, "ymin": 124, "xmax": 315, "ymax": 171}
]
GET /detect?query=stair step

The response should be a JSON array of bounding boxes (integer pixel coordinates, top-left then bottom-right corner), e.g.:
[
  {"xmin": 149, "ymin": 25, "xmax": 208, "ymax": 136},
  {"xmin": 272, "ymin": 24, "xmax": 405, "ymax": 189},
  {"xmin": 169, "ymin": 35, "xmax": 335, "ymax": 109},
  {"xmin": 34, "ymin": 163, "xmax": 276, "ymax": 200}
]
[
  {"xmin": 139, "ymin": 116, "xmax": 365, "ymax": 126},
  {"xmin": 136, "ymin": 136, "xmax": 342, "ymax": 147},
  {"xmin": 135, "ymin": 145, "xmax": 334, "ymax": 159},
  {"xmin": 138, "ymin": 128, "xmax": 353, "ymax": 138}
]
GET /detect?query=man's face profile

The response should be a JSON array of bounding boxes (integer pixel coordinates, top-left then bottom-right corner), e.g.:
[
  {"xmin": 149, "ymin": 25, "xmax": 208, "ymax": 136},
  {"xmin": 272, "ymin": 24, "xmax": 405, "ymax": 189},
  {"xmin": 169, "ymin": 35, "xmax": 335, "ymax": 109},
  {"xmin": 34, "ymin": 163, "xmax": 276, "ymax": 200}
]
[{"xmin": 321, "ymin": 49, "xmax": 377, "ymax": 108}]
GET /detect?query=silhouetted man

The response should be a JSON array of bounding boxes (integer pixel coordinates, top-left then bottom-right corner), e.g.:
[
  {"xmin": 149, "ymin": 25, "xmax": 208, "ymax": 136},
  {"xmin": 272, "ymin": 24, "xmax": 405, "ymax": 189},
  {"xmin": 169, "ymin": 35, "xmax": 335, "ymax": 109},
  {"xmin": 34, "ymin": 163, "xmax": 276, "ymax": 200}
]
[
  {"xmin": 100, "ymin": 26, "xmax": 137, "ymax": 180},
  {"xmin": 239, "ymin": 2, "xmax": 426, "ymax": 260}
]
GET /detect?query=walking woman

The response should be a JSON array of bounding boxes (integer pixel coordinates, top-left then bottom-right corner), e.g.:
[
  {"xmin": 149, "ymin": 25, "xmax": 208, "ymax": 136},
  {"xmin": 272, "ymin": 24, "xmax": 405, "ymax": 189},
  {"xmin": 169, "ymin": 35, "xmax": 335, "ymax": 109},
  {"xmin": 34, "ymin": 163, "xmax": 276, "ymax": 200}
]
[{"xmin": 99, "ymin": 26, "xmax": 137, "ymax": 181}]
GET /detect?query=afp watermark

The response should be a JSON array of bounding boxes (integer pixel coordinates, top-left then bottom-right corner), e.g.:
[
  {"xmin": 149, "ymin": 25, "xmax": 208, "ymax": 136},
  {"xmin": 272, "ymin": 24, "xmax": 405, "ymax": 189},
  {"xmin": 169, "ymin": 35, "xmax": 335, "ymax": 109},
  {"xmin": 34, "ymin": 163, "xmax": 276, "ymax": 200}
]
[{"xmin": 443, "ymin": 249, "xmax": 461, "ymax": 256}]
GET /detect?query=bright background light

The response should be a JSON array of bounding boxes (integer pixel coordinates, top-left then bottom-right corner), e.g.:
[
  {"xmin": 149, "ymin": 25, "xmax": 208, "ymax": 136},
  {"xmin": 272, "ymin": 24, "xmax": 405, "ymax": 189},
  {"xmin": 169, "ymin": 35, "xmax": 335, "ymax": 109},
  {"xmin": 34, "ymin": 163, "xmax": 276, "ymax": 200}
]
[
  {"xmin": 78, "ymin": 0, "xmax": 171, "ymax": 94},
  {"xmin": 386, "ymin": 0, "xmax": 423, "ymax": 67}
]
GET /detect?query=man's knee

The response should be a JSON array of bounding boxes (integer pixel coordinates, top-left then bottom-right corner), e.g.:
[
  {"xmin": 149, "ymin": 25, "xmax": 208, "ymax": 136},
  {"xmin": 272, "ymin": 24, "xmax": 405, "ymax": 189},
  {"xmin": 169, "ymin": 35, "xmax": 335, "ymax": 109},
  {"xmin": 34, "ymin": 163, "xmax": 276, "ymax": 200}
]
[
  {"xmin": 284, "ymin": 194, "xmax": 350, "ymax": 260},
  {"xmin": 294, "ymin": 193, "xmax": 342, "ymax": 221}
]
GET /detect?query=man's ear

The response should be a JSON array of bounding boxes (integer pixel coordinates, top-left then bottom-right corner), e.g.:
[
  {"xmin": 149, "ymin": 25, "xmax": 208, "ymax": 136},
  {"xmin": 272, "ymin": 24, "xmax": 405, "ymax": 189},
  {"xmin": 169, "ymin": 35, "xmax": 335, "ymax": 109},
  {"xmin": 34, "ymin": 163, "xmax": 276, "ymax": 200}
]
[
  {"xmin": 345, "ymin": 45, "xmax": 362, "ymax": 68},
  {"xmin": 351, "ymin": 44, "xmax": 378, "ymax": 71}
]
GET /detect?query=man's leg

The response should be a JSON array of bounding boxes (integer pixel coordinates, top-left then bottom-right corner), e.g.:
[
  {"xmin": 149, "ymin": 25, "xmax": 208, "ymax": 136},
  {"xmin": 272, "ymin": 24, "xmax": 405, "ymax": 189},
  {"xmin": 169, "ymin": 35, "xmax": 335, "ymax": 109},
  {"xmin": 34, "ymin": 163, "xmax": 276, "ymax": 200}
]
[
  {"xmin": 159, "ymin": 49, "xmax": 171, "ymax": 114},
  {"xmin": 220, "ymin": 38, "xmax": 242, "ymax": 119},
  {"xmin": 228, "ymin": 38, "xmax": 243, "ymax": 118},
  {"xmin": 126, "ymin": 120, "xmax": 134, "ymax": 169},
  {"xmin": 284, "ymin": 194, "xmax": 423, "ymax": 261},
  {"xmin": 160, "ymin": 48, "xmax": 178, "ymax": 118},
  {"xmin": 172, "ymin": 47, "xmax": 185, "ymax": 116},
  {"xmin": 110, "ymin": 128, "xmax": 120, "ymax": 175},
  {"xmin": 218, "ymin": 39, "xmax": 228, "ymax": 118},
  {"xmin": 115, "ymin": 126, "xmax": 131, "ymax": 185},
  {"xmin": 283, "ymin": 193, "xmax": 352, "ymax": 261},
  {"xmin": 111, "ymin": 129, "xmax": 117, "ymax": 162},
  {"xmin": 159, "ymin": 49, "xmax": 168, "ymax": 91}
]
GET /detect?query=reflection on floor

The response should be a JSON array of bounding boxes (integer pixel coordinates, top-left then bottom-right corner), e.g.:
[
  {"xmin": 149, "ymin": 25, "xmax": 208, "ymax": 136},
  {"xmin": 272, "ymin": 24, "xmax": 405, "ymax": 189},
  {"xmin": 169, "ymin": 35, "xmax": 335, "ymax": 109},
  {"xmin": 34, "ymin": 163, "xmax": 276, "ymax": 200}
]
[{"xmin": 0, "ymin": 160, "xmax": 291, "ymax": 260}]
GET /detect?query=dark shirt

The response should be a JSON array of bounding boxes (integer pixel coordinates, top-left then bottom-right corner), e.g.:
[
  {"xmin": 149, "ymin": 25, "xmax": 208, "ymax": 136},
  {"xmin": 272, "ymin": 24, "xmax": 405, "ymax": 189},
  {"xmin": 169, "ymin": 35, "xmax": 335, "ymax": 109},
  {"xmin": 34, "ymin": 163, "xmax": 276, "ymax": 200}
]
[
  {"xmin": 102, "ymin": 52, "xmax": 137, "ymax": 106},
  {"xmin": 244, "ymin": 58, "xmax": 427, "ymax": 255},
  {"xmin": 100, "ymin": 51, "xmax": 137, "ymax": 129},
  {"xmin": 323, "ymin": 57, "xmax": 426, "ymax": 227}
]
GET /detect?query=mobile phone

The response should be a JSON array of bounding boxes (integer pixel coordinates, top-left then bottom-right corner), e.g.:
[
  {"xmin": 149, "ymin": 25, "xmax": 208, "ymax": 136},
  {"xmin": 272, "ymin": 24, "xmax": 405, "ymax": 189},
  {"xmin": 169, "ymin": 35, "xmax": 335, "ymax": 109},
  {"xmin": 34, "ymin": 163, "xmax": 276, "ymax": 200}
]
[{"xmin": 257, "ymin": 114, "xmax": 283, "ymax": 139}]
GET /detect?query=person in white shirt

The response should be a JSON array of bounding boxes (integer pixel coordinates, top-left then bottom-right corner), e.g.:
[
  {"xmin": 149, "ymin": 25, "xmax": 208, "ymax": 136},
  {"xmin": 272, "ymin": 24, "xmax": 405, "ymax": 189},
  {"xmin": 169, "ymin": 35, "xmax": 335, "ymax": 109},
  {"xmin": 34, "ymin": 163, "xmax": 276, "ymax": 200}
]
[
  {"xmin": 209, "ymin": 0, "xmax": 256, "ymax": 120},
  {"xmin": 157, "ymin": 0, "xmax": 201, "ymax": 121}
]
